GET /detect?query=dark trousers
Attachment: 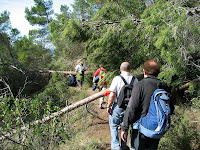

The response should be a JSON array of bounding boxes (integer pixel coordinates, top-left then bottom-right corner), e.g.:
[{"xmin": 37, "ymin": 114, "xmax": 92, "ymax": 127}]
[{"xmin": 130, "ymin": 129, "xmax": 160, "ymax": 150}]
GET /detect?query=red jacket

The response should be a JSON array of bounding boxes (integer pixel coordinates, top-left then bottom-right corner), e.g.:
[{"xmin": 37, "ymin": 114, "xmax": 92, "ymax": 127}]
[{"xmin": 94, "ymin": 67, "xmax": 105, "ymax": 77}]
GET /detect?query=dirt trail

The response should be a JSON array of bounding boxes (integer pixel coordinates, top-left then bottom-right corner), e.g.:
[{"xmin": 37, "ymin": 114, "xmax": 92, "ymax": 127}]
[
  {"xmin": 85, "ymin": 88, "xmax": 111, "ymax": 150},
  {"xmin": 78, "ymin": 87, "xmax": 127, "ymax": 150}
]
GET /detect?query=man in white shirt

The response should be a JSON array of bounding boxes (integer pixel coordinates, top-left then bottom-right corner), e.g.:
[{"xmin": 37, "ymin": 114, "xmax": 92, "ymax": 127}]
[
  {"xmin": 75, "ymin": 59, "xmax": 87, "ymax": 89},
  {"xmin": 107, "ymin": 62, "xmax": 138, "ymax": 150}
]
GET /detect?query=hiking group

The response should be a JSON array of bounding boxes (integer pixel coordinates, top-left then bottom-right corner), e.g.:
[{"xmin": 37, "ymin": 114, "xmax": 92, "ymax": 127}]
[
  {"xmin": 105, "ymin": 60, "xmax": 174, "ymax": 150},
  {"xmin": 69, "ymin": 59, "xmax": 174, "ymax": 150}
]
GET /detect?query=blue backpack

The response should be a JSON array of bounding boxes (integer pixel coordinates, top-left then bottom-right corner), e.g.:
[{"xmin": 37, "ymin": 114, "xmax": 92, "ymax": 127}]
[
  {"xmin": 133, "ymin": 89, "xmax": 171, "ymax": 139},
  {"xmin": 68, "ymin": 75, "xmax": 77, "ymax": 86}
]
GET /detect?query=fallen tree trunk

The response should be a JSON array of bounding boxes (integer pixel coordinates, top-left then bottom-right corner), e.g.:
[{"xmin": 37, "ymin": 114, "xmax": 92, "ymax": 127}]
[
  {"xmin": 172, "ymin": 78, "xmax": 200, "ymax": 105},
  {"xmin": 179, "ymin": 78, "xmax": 200, "ymax": 90},
  {"xmin": 32, "ymin": 90, "xmax": 105, "ymax": 125},
  {"xmin": 39, "ymin": 70, "xmax": 93, "ymax": 75}
]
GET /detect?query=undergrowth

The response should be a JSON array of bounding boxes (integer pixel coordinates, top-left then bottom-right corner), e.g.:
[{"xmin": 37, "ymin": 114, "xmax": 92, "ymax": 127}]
[
  {"xmin": 1, "ymin": 75, "xmax": 199, "ymax": 150},
  {"xmin": 159, "ymin": 105, "xmax": 200, "ymax": 150}
]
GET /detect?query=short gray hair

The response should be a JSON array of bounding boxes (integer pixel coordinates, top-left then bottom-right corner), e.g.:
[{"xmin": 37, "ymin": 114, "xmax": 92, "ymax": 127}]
[{"xmin": 120, "ymin": 62, "xmax": 130, "ymax": 71}]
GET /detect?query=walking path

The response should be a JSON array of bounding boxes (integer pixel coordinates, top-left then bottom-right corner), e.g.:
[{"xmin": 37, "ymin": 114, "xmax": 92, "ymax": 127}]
[{"xmin": 85, "ymin": 88, "xmax": 111, "ymax": 150}]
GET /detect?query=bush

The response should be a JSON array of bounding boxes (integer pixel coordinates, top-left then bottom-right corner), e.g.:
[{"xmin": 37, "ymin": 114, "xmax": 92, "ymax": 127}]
[
  {"xmin": 159, "ymin": 105, "xmax": 200, "ymax": 150},
  {"xmin": 0, "ymin": 96, "xmax": 70, "ymax": 150},
  {"xmin": 34, "ymin": 72, "xmax": 70, "ymax": 111}
]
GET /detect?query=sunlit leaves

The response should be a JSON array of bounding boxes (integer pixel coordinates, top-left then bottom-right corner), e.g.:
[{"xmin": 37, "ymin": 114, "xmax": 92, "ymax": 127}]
[
  {"xmin": 25, "ymin": 0, "xmax": 54, "ymax": 26},
  {"xmin": 62, "ymin": 20, "xmax": 89, "ymax": 43},
  {"xmin": 92, "ymin": 3, "xmax": 125, "ymax": 21}
]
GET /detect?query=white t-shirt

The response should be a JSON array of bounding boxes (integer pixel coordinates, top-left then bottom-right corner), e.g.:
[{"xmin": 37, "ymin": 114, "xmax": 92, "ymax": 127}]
[
  {"xmin": 109, "ymin": 71, "xmax": 138, "ymax": 103},
  {"xmin": 75, "ymin": 64, "xmax": 87, "ymax": 73}
]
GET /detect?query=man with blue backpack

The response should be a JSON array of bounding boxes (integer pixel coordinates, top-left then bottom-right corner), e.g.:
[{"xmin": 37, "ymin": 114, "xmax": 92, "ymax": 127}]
[{"xmin": 121, "ymin": 59, "xmax": 174, "ymax": 150}]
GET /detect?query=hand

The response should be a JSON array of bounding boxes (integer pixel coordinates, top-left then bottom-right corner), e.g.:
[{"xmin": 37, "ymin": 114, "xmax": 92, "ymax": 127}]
[
  {"xmin": 107, "ymin": 107, "xmax": 111, "ymax": 115},
  {"xmin": 121, "ymin": 130, "xmax": 128, "ymax": 142}
]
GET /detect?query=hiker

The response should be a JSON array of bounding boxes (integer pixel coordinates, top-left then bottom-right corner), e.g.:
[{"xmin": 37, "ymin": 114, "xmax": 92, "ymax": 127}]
[
  {"xmin": 92, "ymin": 64, "xmax": 106, "ymax": 91},
  {"xmin": 106, "ymin": 62, "xmax": 138, "ymax": 150},
  {"xmin": 121, "ymin": 59, "xmax": 174, "ymax": 150},
  {"xmin": 75, "ymin": 59, "xmax": 87, "ymax": 89},
  {"xmin": 97, "ymin": 69, "xmax": 109, "ymax": 109},
  {"xmin": 68, "ymin": 74, "xmax": 77, "ymax": 87}
]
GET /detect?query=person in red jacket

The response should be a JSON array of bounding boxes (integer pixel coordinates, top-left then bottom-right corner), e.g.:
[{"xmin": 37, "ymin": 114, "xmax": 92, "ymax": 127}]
[{"xmin": 92, "ymin": 64, "xmax": 106, "ymax": 91}]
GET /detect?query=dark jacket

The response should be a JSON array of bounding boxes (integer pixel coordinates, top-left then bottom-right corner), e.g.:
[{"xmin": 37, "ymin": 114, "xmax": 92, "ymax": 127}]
[{"xmin": 122, "ymin": 75, "xmax": 174, "ymax": 131}]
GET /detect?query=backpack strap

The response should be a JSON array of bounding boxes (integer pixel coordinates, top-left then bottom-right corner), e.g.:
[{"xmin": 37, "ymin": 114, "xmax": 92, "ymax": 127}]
[
  {"xmin": 119, "ymin": 75, "xmax": 135, "ymax": 85},
  {"xmin": 130, "ymin": 76, "xmax": 135, "ymax": 85},
  {"xmin": 119, "ymin": 75, "xmax": 127, "ymax": 85}
]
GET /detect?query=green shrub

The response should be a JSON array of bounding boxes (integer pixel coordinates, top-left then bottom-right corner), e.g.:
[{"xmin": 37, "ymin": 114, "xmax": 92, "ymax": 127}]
[
  {"xmin": 191, "ymin": 96, "xmax": 200, "ymax": 109},
  {"xmin": 159, "ymin": 105, "xmax": 200, "ymax": 150},
  {"xmin": 0, "ymin": 96, "xmax": 70, "ymax": 150},
  {"xmin": 34, "ymin": 72, "xmax": 70, "ymax": 111},
  {"xmin": 84, "ymin": 73, "xmax": 93, "ymax": 87}
]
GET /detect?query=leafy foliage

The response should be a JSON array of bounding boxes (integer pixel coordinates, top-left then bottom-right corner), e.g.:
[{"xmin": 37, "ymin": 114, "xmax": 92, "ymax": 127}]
[
  {"xmin": 72, "ymin": 0, "xmax": 95, "ymax": 20},
  {"xmin": 34, "ymin": 73, "xmax": 70, "ymax": 110},
  {"xmin": 85, "ymin": 3, "xmax": 145, "ymax": 70},
  {"xmin": 139, "ymin": 1, "xmax": 200, "ymax": 86},
  {"xmin": 0, "ymin": 11, "xmax": 17, "ymax": 64},
  {"xmin": 25, "ymin": 0, "xmax": 54, "ymax": 26},
  {"xmin": 25, "ymin": 0, "xmax": 54, "ymax": 47},
  {"xmin": 14, "ymin": 36, "xmax": 52, "ymax": 69},
  {"xmin": 159, "ymin": 105, "xmax": 200, "ymax": 150},
  {"xmin": 0, "ymin": 96, "xmax": 69, "ymax": 150},
  {"xmin": 0, "ymin": 73, "xmax": 73, "ymax": 149}
]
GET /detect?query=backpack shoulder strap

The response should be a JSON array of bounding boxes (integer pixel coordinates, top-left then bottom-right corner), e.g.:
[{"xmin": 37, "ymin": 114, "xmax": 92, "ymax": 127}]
[
  {"xmin": 119, "ymin": 75, "xmax": 127, "ymax": 85},
  {"xmin": 130, "ymin": 76, "xmax": 135, "ymax": 85},
  {"xmin": 119, "ymin": 75, "xmax": 135, "ymax": 85}
]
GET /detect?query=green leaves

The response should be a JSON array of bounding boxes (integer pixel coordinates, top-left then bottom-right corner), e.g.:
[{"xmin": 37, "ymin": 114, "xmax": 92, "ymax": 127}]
[
  {"xmin": 25, "ymin": 0, "xmax": 54, "ymax": 26},
  {"xmin": 0, "ymin": 10, "xmax": 11, "ymax": 32},
  {"xmin": 72, "ymin": 0, "xmax": 93, "ymax": 20},
  {"xmin": 14, "ymin": 36, "xmax": 52, "ymax": 69},
  {"xmin": 92, "ymin": 3, "xmax": 125, "ymax": 21},
  {"xmin": 62, "ymin": 20, "xmax": 88, "ymax": 42}
]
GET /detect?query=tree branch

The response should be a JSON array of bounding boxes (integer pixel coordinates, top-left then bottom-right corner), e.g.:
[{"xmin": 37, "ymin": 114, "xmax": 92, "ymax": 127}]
[{"xmin": 0, "ymin": 130, "xmax": 28, "ymax": 147}]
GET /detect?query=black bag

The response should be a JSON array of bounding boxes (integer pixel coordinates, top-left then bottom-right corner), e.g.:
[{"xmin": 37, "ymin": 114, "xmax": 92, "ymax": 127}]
[
  {"xmin": 80, "ymin": 65, "xmax": 85, "ymax": 74},
  {"xmin": 117, "ymin": 75, "xmax": 135, "ymax": 109}
]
